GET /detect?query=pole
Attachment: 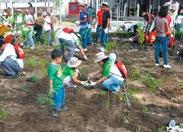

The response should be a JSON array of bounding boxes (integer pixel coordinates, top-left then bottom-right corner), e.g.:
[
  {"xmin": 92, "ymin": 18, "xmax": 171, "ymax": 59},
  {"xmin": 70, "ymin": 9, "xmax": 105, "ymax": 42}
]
[
  {"xmin": 35, "ymin": 0, "xmax": 37, "ymax": 18},
  {"xmin": 59, "ymin": 0, "xmax": 62, "ymax": 22},
  {"xmin": 96, "ymin": 0, "xmax": 99, "ymax": 15}
]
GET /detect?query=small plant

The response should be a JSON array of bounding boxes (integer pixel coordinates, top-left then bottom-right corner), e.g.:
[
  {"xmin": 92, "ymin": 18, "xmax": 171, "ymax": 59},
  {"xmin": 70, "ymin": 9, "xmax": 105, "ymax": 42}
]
[
  {"xmin": 0, "ymin": 107, "xmax": 7, "ymax": 120},
  {"xmin": 129, "ymin": 66, "xmax": 142, "ymax": 80},
  {"xmin": 142, "ymin": 105, "xmax": 150, "ymax": 113},
  {"xmin": 36, "ymin": 95, "xmax": 53, "ymax": 106},
  {"xmin": 105, "ymin": 41, "xmax": 118, "ymax": 52},
  {"xmin": 25, "ymin": 56, "xmax": 37, "ymax": 68},
  {"xmin": 157, "ymin": 126, "xmax": 166, "ymax": 132},
  {"xmin": 20, "ymin": 84, "xmax": 28, "ymax": 92},
  {"xmin": 39, "ymin": 59, "xmax": 49, "ymax": 76},
  {"xmin": 141, "ymin": 74, "xmax": 160, "ymax": 93}
]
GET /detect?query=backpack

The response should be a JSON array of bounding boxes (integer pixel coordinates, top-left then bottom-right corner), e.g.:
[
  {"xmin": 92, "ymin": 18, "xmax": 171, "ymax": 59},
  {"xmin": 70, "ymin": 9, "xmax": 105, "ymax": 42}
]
[
  {"xmin": 14, "ymin": 43, "xmax": 25, "ymax": 59},
  {"xmin": 115, "ymin": 60, "xmax": 128, "ymax": 78}
]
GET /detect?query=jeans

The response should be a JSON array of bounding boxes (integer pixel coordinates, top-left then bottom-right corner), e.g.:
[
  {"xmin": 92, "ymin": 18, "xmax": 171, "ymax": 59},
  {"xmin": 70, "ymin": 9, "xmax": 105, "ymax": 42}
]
[
  {"xmin": 79, "ymin": 28, "xmax": 88, "ymax": 49},
  {"xmin": 96, "ymin": 25, "xmax": 101, "ymax": 42},
  {"xmin": 52, "ymin": 87, "xmax": 65, "ymax": 110},
  {"xmin": 35, "ymin": 28, "xmax": 42, "ymax": 43},
  {"xmin": 27, "ymin": 28, "xmax": 35, "ymax": 48},
  {"xmin": 102, "ymin": 76, "xmax": 123, "ymax": 92},
  {"xmin": 154, "ymin": 36, "xmax": 169, "ymax": 65},
  {"xmin": 87, "ymin": 28, "xmax": 92, "ymax": 45},
  {"xmin": 45, "ymin": 30, "xmax": 52, "ymax": 46},
  {"xmin": 100, "ymin": 28, "xmax": 109, "ymax": 48},
  {"xmin": 0, "ymin": 56, "xmax": 21, "ymax": 76},
  {"xmin": 59, "ymin": 38, "xmax": 76, "ymax": 62}
]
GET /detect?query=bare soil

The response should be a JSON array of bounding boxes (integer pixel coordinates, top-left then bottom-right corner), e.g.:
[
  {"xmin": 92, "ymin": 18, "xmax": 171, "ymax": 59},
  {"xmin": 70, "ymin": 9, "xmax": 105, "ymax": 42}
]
[{"xmin": 0, "ymin": 43, "xmax": 182, "ymax": 132}]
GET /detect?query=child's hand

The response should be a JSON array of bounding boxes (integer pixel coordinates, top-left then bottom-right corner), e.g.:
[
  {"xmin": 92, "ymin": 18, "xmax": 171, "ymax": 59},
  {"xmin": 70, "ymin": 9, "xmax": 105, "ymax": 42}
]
[{"xmin": 49, "ymin": 88, "xmax": 54, "ymax": 96}]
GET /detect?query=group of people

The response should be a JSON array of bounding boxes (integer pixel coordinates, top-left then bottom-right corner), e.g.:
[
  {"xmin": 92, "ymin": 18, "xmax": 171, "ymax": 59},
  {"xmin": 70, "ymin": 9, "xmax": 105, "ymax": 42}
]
[
  {"xmin": 78, "ymin": 2, "xmax": 111, "ymax": 52},
  {"xmin": 48, "ymin": 48, "xmax": 125, "ymax": 117},
  {"xmin": 1, "ymin": 8, "xmax": 55, "ymax": 49}
]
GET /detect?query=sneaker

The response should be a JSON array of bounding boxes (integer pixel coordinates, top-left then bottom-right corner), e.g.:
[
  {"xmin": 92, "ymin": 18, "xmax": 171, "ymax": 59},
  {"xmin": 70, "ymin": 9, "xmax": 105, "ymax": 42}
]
[
  {"xmin": 61, "ymin": 105, "xmax": 68, "ymax": 111},
  {"xmin": 75, "ymin": 48, "xmax": 80, "ymax": 52},
  {"xmin": 163, "ymin": 64, "xmax": 172, "ymax": 69},
  {"xmin": 83, "ymin": 48, "xmax": 87, "ymax": 51},
  {"xmin": 52, "ymin": 109, "xmax": 59, "ymax": 117},
  {"xmin": 83, "ymin": 55, "xmax": 88, "ymax": 60},
  {"xmin": 155, "ymin": 63, "xmax": 160, "ymax": 66}
]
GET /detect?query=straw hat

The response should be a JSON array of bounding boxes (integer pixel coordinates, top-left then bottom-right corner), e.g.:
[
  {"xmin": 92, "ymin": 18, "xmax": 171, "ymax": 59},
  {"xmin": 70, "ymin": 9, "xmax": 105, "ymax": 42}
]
[
  {"xmin": 94, "ymin": 52, "xmax": 108, "ymax": 63},
  {"xmin": 68, "ymin": 57, "xmax": 82, "ymax": 68}
]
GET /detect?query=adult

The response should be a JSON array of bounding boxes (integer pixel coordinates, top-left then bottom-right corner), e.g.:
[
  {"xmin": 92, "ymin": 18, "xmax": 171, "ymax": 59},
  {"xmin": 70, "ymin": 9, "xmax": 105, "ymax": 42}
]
[
  {"xmin": 94, "ymin": 5, "xmax": 104, "ymax": 45},
  {"xmin": 34, "ymin": 12, "xmax": 44, "ymax": 44},
  {"xmin": 24, "ymin": 10, "xmax": 35, "ymax": 49},
  {"xmin": 79, "ymin": 3, "xmax": 88, "ymax": 51},
  {"xmin": 57, "ymin": 27, "xmax": 88, "ymax": 62},
  {"xmin": 154, "ymin": 7, "xmax": 172, "ymax": 68},
  {"xmin": 88, "ymin": 52, "xmax": 124, "ymax": 92},
  {"xmin": 15, "ymin": 9, "xmax": 24, "ymax": 30},
  {"xmin": 0, "ymin": 38, "xmax": 23, "ymax": 77},
  {"xmin": 43, "ymin": 12, "xmax": 52, "ymax": 46},
  {"xmin": 100, "ymin": 2, "xmax": 111, "ymax": 52}
]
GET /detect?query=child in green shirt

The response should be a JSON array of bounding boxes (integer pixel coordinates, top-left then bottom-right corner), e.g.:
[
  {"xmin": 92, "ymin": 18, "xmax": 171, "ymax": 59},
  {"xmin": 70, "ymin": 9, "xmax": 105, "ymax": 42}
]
[{"xmin": 47, "ymin": 49, "xmax": 67, "ymax": 117}]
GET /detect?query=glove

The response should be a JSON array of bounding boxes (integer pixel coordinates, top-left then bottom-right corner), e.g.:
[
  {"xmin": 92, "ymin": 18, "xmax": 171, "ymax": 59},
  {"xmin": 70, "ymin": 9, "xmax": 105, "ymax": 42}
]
[
  {"xmin": 89, "ymin": 81, "xmax": 97, "ymax": 86},
  {"xmin": 81, "ymin": 81, "xmax": 90, "ymax": 87},
  {"xmin": 88, "ymin": 24, "xmax": 91, "ymax": 29},
  {"xmin": 104, "ymin": 28, "xmax": 109, "ymax": 34}
]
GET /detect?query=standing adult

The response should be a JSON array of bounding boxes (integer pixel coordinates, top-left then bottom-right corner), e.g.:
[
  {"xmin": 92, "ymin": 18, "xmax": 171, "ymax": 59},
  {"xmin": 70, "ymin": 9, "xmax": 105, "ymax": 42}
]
[
  {"xmin": 15, "ymin": 9, "xmax": 24, "ymax": 30},
  {"xmin": 154, "ymin": 7, "xmax": 172, "ymax": 68},
  {"xmin": 79, "ymin": 3, "xmax": 88, "ymax": 51},
  {"xmin": 100, "ymin": 2, "xmax": 111, "ymax": 52},
  {"xmin": 24, "ymin": 10, "xmax": 35, "ymax": 49},
  {"xmin": 43, "ymin": 12, "xmax": 52, "ymax": 46},
  {"xmin": 34, "ymin": 12, "xmax": 44, "ymax": 44},
  {"xmin": 94, "ymin": 5, "xmax": 104, "ymax": 45}
]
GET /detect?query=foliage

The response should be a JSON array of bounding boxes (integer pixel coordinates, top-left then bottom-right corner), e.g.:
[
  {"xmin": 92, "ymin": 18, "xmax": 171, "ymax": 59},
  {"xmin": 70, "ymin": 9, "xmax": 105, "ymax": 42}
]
[
  {"xmin": 141, "ymin": 74, "xmax": 160, "ymax": 93},
  {"xmin": 20, "ymin": 84, "xmax": 29, "ymax": 92},
  {"xmin": 0, "ymin": 107, "xmax": 7, "ymax": 120},
  {"xmin": 36, "ymin": 95, "xmax": 53, "ymax": 106},
  {"xmin": 157, "ymin": 126, "xmax": 166, "ymax": 132},
  {"xmin": 25, "ymin": 56, "xmax": 37, "ymax": 68},
  {"xmin": 137, "ymin": 28, "xmax": 145, "ymax": 44},
  {"xmin": 30, "ymin": 74, "xmax": 39, "ymax": 83},
  {"xmin": 39, "ymin": 59, "xmax": 49, "ymax": 76},
  {"xmin": 142, "ymin": 105, "xmax": 150, "ymax": 113},
  {"xmin": 129, "ymin": 66, "xmax": 142, "ymax": 80},
  {"xmin": 105, "ymin": 41, "xmax": 118, "ymax": 52}
]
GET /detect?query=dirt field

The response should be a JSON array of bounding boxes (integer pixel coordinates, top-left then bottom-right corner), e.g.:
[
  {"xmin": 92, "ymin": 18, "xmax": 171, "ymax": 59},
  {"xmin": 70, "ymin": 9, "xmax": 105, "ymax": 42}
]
[{"xmin": 0, "ymin": 43, "xmax": 182, "ymax": 132}]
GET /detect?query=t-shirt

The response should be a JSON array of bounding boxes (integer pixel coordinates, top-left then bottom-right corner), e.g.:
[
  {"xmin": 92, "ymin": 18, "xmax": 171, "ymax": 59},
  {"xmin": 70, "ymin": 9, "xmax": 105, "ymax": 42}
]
[
  {"xmin": 102, "ymin": 11, "xmax": 110, "ymax": 28},
  {"xmin": 61, "ymin": 65, "xmax": 76, "ymax": 80},
  {"xmin": 47, "ymin": 63, "xmax": 63, "ymax": 90},
  {"xmin": 102, "ymin": 60, "xmax": 123, "ymax": 81},
  {"xmin": 97, "ymin": 9, "xmax": 103, "ymax": 26},
  {"xmin": 154, "ymin": 16, "xmax": 166, "ymax": 37},
  {"xmin": 25, "ymin": 14, "xmax": 34, "ymax": 25},
  {"xmin": 79, "ymin": 11, "xmax": 88, "ymax": 25},
  {"xmin": 43, "ymin": 16, "xmax": 52, "ymax": 31}
]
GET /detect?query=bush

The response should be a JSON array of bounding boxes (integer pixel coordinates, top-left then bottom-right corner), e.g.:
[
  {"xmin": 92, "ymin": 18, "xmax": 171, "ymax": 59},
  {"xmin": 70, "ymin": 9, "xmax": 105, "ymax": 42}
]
[
  {"xmin": 0, "ymin": 107, "xmax": 7, "ymax": 120},
  {"xmin": 25, "ymin": 56, "xmax": 37, "ymax": 68},
  {"xmin": 36, "ymin": 94, "xmax": 53, "ymax": 106}
]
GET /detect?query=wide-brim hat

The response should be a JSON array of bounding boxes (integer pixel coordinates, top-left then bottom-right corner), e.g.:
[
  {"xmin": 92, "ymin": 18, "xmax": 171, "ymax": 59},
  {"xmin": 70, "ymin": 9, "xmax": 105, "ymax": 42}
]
[
  {"xmin": 94, "ymin": 52, "xmax": 108, "ymax": 63},
  {"xmin": 102, "ymin": 2, "xmax": 110, "ymax": 7},
  {"xmin": 68, "ymin": 57, "xmax": 82, "ymax": 68},
  {"xmin": 79, "ymin": 3, "xmax": 86, "ymax": 7}
]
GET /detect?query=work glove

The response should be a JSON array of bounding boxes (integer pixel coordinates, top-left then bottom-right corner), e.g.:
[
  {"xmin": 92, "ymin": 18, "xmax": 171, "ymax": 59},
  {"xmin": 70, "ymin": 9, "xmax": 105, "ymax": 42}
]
[
  {"xmin": 81, "ymin": 81, "xmax": 90, "ymax": 87},
  {"xmin": 89, "ymin": 81, "xmax": 97, "ymax": 86},
  {"xmin": 104, "ymin": 28, "xmax": 109, "ymax": 34}
]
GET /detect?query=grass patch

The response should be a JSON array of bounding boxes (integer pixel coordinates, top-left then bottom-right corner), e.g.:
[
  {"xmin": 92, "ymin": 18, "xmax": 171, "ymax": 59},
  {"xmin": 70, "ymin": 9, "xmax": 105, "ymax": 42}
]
[
  {"xmin": 176, "ymin": 83, "xmax": 183, "ymax": 89},
  {"xmin": 141, "ymin": 74, "xmax": 160, "ymax": 93},
  {"xmin": 129, "ymin": 66, "xmax": 142, "ymax": 80},
  {"xmin": 25, "ymin": 56, "xmax": 37, "ymax": 68},
  {"xmin": 20, "ymin": 84, "xmax": 29, "ymax": 92},
  {"xmin": 105, "ymin": 41, "xmax": 119, "ymax": 52},
  {"xmin": 0, "ymin": 107, "xmax": 7, "ymax": 120},
  {"xmin": 142, "ymin": 105, "xmax": 150, "ymax": 113},
  {"xmin": 39, "ymin": 59, "xmax": 49, "ymax": 76}
]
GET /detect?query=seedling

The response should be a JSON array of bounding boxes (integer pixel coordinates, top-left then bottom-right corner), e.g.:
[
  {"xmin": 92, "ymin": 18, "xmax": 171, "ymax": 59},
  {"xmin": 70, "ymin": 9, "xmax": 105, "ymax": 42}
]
[
  {"xmin": 25, "ymin": 56, "xmax": 37, "ymax": 68},
  {"xmin": 142, "ymin": 105, "xmax": 150, "ymax": 113},
  {"xmin": 0, "ymin": 107, "xmax": 7, "ymax": 120}
]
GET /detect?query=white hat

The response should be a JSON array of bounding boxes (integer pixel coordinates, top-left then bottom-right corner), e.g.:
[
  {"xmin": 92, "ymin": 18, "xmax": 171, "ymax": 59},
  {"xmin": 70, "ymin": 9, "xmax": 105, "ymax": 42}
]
[
  {"xmin": 17, "ymin": 9, "xmax": 21, "ymax": 12},
  {"xmin": 68, "ymin": 57, "xmax": 82, "ymax": 68},
  {"xmin": 109, "ymin": 53, "xmax": 117, "ymax": 62},
  {"xmin": 42, "ymin": 12, "xmax": 47, "ymax": 16},
  {"xmin": 94, "ymin": 52, "xmax": 108, "ymax": 63}
]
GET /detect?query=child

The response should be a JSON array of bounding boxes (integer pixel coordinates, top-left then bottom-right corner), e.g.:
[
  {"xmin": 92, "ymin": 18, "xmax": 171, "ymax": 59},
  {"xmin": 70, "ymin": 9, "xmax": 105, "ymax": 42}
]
[{"xmin": 47, "ymin": 49, "xmax": 67, "ymax": 117}]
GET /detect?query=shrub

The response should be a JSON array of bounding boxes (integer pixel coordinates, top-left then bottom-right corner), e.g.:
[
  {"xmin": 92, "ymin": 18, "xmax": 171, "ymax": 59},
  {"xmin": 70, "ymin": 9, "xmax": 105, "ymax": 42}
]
[
  {"xmin": 25, "ymin": 56, "xmax": 37, "ymax": 68},
  {"xmin": 36, "ymin": 95, "xmax": 53, "ymax": 106}
]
